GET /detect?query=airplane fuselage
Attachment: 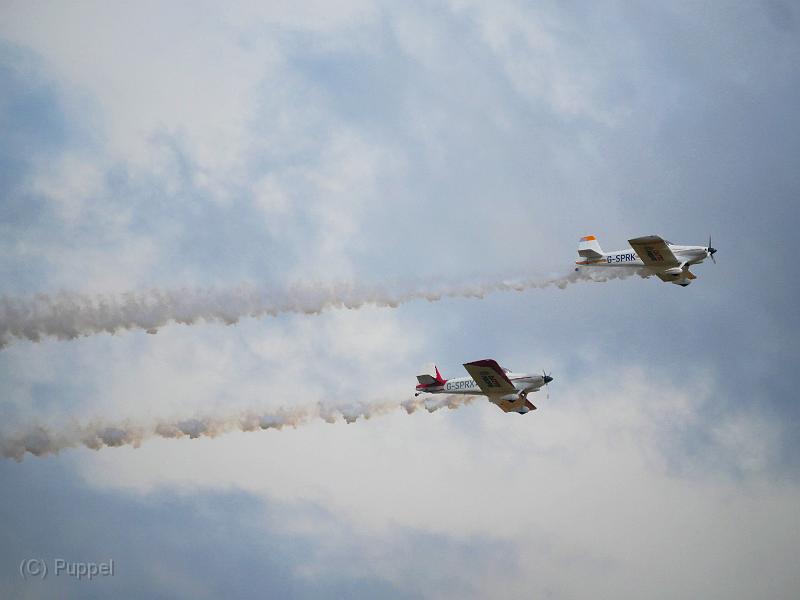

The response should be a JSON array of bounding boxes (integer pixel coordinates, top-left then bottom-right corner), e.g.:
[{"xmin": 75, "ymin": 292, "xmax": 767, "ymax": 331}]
[
  {"xmin": 576, "ymin": 245, "xmax": 710, "ymax": 269},
  {"xmin": 420, "ymin": 372, "xmax": 548, "ymax": 396},
  {"xmin": 415, "ymin": 360, "xmax": 552, "ymax": 415}
]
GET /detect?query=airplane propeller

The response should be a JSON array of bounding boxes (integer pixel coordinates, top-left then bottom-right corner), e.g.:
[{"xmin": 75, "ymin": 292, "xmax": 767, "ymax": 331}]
[
  {"xmin": 542, "ymin": 370, "xmax": 553, "ymax": 399},
  {"xmin": 708, "ymin": 235, "xmax": 717, "ymax": 264}
]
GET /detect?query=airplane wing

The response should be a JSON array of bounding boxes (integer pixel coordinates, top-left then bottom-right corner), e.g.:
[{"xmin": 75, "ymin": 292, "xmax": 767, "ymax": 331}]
[
  {"xmin": 489, "ymin": 397, "xmax": 536, "ymax": 413},
  {"xmin": 463, "ymin": 359, "xmax": 517, "ymax": 395},
  {"xmin": 657, "ymin": 269, "xmax": 696, "ymax": 282},
  {"xmin": 628, "ymin": 235, "xmax": 680, "ymax": 268}
]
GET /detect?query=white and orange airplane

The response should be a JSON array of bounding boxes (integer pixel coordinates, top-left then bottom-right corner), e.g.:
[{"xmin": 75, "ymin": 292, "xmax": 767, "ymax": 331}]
[
  {"xmin": 415, "ymin": 359, "xmax": 552, "ymax": 415},
  {"xmin": 575, "ymin": 234, "xmax": 717, "ymax": 287}
]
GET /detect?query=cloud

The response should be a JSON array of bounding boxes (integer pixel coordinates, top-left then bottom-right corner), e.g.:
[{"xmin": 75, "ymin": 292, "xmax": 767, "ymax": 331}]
[
  {"xmin": 66, "ymin": 366, "xmax": 799, "ymax": 598},
  {"xmin": 1, "ymin": 1, "xmax": 799, "ymax": 598},
  {"xmin": 0, "ymin": 459, "xmax": 420, "ymax": 599}
]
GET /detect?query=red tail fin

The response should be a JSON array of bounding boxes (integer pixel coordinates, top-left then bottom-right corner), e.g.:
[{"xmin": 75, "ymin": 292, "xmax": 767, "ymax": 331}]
[{"xmin": 416, "ymin": 363, "xmax": 446, "ymax": 389}]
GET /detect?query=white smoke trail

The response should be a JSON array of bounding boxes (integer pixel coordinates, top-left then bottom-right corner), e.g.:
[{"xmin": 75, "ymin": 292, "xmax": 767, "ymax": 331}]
[
  {"xmin": 0, "ymin": 269, "xmax": 644, "ymax": 348},
  {"xmin": 0, "ymin": 395, "xmax": 477, "ymax": 461}
]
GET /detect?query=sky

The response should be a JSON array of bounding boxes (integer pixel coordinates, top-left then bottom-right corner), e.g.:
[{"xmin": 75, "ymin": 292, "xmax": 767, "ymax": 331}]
[{"xmin": 1, "ymin": 1, "xmax": 799, "ymax": 598}]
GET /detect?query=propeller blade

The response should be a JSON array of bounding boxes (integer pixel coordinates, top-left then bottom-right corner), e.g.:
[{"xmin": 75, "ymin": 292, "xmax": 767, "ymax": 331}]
[
  {"xmin": 542, "ymin": 370, "xmax": 552, "ymax": 399},
  {"xmin": 708, "ymin": 235, "xmax": 717, "ymax": 263}
]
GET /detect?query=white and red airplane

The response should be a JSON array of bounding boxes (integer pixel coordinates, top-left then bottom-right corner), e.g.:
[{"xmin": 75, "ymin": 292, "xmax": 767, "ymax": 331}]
[
  {"xmin": 415, "ymin": 359, "xmax": 553, "ymax": 415},
  {"xmin": 575, "ymin": 234, "xmax": 717, "ymax": 287}
]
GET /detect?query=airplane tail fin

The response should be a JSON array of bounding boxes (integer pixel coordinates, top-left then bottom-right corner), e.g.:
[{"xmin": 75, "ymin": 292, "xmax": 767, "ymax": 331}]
[
  {"xmin": 577, "ymin": 235, "xmax": 604, "ymax": 259},
  {"xmin": 416, "ymin": 363, "xmax": 446, "ymax": 386}
]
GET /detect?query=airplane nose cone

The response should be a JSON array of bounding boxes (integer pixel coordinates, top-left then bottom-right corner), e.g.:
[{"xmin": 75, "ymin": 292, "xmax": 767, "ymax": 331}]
[{"xmin": 543, "ymin": 375, "xmax": 553, "ymax": 384}]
